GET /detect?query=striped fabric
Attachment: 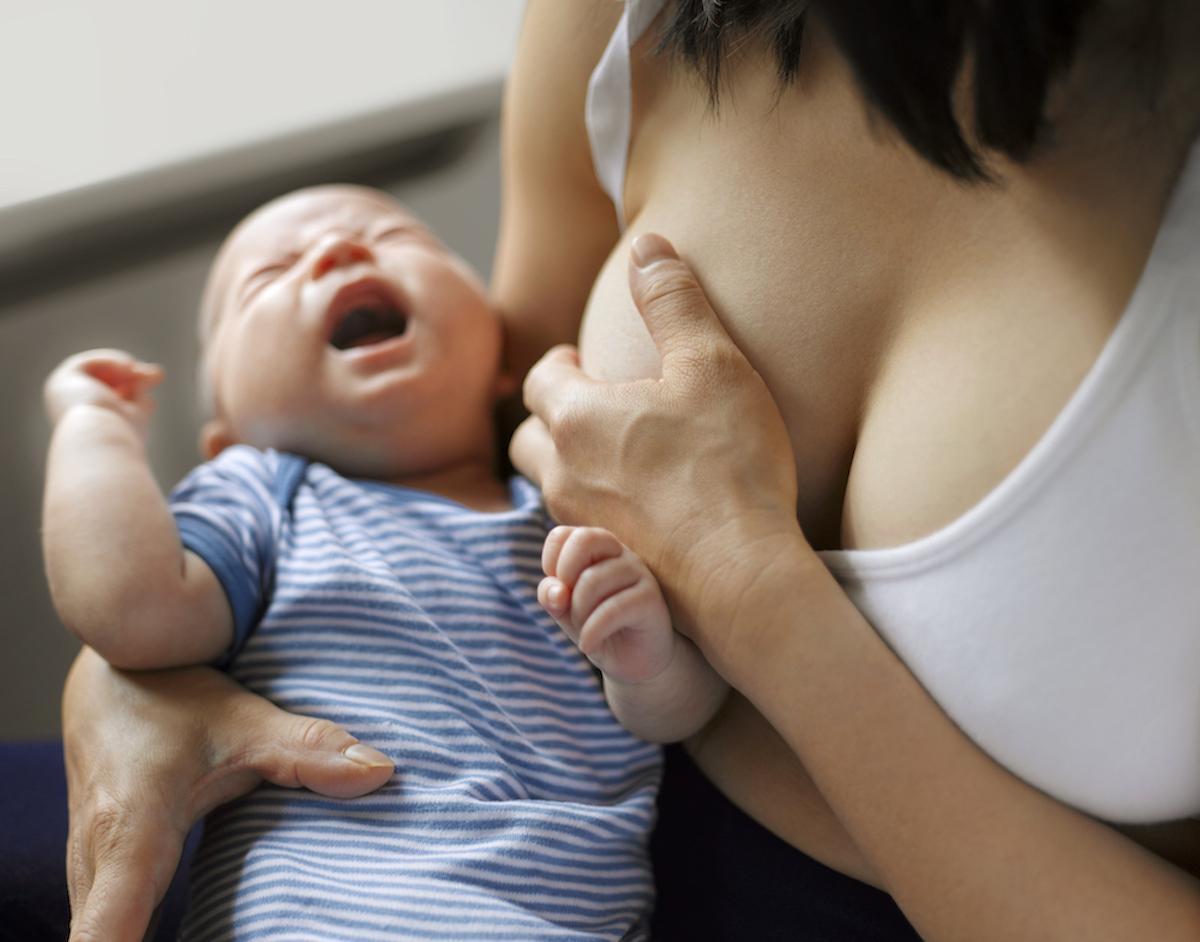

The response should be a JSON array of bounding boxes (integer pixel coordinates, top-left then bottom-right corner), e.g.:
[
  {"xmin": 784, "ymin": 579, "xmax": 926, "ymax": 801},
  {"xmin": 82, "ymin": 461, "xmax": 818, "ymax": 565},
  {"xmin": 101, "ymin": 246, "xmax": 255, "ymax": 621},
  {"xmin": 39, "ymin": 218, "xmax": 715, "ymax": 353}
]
[{"xmin": 170, "ymin": 447, "xmax": 662, "ymax": 942}]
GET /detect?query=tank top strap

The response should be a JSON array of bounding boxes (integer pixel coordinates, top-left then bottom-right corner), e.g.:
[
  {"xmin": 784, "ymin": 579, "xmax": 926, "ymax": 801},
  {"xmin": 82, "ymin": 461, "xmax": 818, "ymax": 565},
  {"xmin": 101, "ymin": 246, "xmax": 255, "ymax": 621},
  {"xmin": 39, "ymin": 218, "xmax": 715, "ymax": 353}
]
[{"xmin": 586, "ymin": 0, "xmax": 666, "ymax": 230}]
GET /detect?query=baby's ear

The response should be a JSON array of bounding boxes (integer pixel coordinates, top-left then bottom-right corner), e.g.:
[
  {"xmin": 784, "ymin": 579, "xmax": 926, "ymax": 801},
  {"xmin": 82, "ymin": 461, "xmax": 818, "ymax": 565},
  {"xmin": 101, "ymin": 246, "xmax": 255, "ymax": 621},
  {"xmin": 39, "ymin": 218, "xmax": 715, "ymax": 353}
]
[{"xmin": 199, "ymin": 418, "xmax": 237, "ymax": 460}]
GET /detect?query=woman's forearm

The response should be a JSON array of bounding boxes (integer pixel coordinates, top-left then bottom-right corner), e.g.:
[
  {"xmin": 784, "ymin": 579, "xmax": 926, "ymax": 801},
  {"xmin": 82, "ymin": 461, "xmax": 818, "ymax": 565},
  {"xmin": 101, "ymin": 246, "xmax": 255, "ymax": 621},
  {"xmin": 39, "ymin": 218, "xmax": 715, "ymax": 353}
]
[{"xmin": 706, "ymin": 535, "xmax": 1200, "ymax": 941}]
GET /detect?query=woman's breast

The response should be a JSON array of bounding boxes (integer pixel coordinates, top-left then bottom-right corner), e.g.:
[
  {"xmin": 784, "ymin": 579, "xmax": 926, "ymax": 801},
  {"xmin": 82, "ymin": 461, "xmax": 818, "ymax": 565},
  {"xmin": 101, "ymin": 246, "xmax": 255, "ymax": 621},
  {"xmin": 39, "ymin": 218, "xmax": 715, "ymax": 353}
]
[
  {"xmin": 575, "ymin": 64, "xmax": 954, "ymax": 550},
  {"xmin": 578, "ymin": 217, "xmax": 882, "ymax": 547}
]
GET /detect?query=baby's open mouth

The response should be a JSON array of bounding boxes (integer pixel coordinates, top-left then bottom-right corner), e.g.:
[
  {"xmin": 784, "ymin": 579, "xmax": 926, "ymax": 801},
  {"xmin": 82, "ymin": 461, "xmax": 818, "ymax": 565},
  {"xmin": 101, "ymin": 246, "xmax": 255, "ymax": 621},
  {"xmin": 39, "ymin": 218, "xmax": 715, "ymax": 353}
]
[
  {"xmin": 327, "ymin": 281, "xmax": 409, "ymax": 351},
  {"xmin": 330, "ymin": 304, "xmax": 408, "ymax": 350}
]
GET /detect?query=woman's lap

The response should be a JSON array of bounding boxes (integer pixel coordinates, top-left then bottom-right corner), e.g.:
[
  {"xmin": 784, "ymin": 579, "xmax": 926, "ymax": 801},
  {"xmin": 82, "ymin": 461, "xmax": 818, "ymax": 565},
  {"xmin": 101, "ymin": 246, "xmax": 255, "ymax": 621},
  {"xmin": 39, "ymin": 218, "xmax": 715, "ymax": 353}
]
[{"xmin": 0, "ymin": 740, "xmax": 920, "ymax": 941}]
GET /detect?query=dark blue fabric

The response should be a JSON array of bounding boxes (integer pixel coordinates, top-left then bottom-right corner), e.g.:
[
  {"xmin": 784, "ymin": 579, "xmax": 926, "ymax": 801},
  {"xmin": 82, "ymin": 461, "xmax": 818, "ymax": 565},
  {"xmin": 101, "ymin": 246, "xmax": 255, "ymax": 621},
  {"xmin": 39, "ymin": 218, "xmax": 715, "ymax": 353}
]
[
  {"xmin": 650, "ymin": 743, "xmax": 924, "ymax": 941},
  {"xmin": 0, "ymin": 742, "xmax": 69, "ymax": 942},
  {"xmin": 175, "ymin": 518, "xmax": 263, "ymax": 663},
  {"xmin": 268, "ymin": 451, "xmax": 309, "ymax": 509},
  {"xmin": 0, "ymin": 741, "xmax": 198, "ymax": 942},
  {"xmin": 171, "ymin": 447, "xmax": 309, "ymax": 667},
  {"xmin": 2, "ymin": 739, "xmax": 922, "ymax": 941}
]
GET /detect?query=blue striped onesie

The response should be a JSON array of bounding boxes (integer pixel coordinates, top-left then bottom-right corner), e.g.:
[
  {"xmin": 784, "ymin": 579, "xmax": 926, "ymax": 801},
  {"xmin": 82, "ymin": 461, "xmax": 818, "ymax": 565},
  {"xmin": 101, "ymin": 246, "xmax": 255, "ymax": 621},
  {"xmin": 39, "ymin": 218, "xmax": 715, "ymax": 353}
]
[{"xmin": 169, "ymin": 446, "xmax": 662, "ymax": 942}]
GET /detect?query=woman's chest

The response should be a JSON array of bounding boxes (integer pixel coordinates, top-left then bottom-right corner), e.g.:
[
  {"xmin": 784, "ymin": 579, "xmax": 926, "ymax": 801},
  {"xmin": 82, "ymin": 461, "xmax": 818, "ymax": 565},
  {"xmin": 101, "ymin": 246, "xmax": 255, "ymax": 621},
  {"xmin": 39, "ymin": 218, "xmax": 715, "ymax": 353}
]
[
  {"xmin": 581, "ymin": 29, "xmax": 1125, "ymax": 552},
  {"xmin": 578, "ymin": 182, "xmax": 1115, "ymax": 558}
]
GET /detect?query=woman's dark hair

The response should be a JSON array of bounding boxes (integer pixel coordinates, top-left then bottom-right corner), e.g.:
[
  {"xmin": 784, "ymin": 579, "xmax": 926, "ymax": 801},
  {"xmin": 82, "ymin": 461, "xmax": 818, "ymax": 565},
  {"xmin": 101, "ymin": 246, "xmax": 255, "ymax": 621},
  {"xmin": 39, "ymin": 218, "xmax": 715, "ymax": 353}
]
[{"xmin": 657, "ymin": 0, "xmax": 1144, "ymax": 179}]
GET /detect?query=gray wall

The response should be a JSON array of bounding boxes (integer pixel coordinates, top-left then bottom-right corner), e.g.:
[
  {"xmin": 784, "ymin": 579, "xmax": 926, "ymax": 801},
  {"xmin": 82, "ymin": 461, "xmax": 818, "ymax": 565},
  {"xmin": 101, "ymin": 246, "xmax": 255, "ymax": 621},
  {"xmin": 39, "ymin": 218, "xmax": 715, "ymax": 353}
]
[{"xmin": 0, "ymin": 119, "xmax": 501, "ymax": 740}]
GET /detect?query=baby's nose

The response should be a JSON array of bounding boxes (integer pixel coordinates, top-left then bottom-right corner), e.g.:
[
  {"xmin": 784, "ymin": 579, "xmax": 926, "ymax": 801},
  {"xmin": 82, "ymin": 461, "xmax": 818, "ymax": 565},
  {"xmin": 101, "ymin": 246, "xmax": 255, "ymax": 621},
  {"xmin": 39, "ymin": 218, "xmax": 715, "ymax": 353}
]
[{"xmin": 312, "ymin": 235, "xmax": 373, "ymax": 278}]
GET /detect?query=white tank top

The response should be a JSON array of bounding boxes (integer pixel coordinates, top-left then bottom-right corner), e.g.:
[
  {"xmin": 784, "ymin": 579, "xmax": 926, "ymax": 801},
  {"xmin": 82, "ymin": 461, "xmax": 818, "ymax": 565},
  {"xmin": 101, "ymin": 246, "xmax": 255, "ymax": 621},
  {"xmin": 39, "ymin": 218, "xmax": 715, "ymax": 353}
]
[{"xmin": 588, "ymin": 1, "xmax": 1200, "ymax": 824}]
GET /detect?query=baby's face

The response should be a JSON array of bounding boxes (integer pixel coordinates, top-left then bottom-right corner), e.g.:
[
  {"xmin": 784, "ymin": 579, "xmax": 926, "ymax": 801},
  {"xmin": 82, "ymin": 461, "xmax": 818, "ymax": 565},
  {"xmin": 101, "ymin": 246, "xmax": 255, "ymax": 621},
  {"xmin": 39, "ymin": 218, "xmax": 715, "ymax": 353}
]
[{"xmin": 202, "ymin": 185, "xmax": 504, "ymax": 480}]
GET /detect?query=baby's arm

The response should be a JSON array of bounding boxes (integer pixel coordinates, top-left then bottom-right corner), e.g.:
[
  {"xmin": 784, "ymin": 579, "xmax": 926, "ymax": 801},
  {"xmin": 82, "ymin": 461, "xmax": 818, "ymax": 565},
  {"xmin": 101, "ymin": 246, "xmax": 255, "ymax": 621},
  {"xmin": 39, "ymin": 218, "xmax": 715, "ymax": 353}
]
[
  {"xmin": 43, "ymin": 350, "xmax": 233, "ymax": 669},
  {"xmin": 539, "ymin": 526, "xmax": 729, "ymax": 743}
]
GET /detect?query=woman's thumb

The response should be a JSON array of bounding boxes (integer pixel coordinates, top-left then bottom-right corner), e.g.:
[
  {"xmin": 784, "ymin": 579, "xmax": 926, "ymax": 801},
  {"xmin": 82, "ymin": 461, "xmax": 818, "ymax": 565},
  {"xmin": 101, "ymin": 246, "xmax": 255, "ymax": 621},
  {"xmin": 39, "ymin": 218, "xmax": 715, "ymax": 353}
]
[
  {"xmin": 627, "ymin": 234, "xmax": 733, "ymax": 379},
  {"xmin": 234, "ymin": 702, "xmax": 394, "ymax": 800}
]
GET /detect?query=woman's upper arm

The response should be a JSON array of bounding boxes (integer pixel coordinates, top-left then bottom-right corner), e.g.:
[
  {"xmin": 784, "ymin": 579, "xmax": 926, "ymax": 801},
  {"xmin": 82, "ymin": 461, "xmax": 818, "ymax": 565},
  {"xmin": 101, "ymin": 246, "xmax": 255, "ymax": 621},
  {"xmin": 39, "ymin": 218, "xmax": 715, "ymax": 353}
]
[{"xmin": 492, "ymin": 0, "xmax": 624, "ymax": 378}]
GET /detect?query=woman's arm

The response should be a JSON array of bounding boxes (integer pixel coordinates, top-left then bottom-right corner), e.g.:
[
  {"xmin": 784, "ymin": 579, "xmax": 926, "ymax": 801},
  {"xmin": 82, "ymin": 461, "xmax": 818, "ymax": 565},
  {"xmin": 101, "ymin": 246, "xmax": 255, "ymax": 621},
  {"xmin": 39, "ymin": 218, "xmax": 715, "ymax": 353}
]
[
  {"xmin": 43, "ymin": 351, "xmax": 233, "ymax": 669},
  {"xmin": 490, "ymin": 0, "xmax": 623, "ymax": 377},
  {"xmin": 512, "ymin": 234, "xmax": 1200, "ymax": 941},
  {"xmin": 62, "ymin": 648, "xmax": 394, "ymax": 942}
]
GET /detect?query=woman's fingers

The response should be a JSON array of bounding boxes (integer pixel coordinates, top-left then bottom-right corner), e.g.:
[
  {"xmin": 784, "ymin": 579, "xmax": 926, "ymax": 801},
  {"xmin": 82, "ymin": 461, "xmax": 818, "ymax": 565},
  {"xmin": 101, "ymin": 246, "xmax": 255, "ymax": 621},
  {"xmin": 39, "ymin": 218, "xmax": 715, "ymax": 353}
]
[
  {"xmin": 512, "ymin": 346, "xmax": 596, "ymax": 490},
  {"xmin": 514, "ymin": 232, "xmax": 799, "ymax": 639},
  {"xmin": 63, "ymin": 650, "xmax": 192, "ymax": 942},
  {"xmin": 519, "ymin": 344, "xmax": 589, "ymax": 427},
  {"xmin": 66, "ymin": 810, "xmax": 183, "ymax": 942},
  {"xmin": 509, "ymin": 414, "xmax": 556, "ymax": 489}
]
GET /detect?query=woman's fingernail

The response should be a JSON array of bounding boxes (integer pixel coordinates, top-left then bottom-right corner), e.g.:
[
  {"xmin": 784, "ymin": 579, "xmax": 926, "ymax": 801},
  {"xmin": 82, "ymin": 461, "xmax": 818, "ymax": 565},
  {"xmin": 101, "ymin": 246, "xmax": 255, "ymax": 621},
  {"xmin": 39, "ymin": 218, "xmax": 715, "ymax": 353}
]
[
  {"xmin": 630, "ymin": 233, "xmax": 675, "ymax": 269},
  {"xmin": 343, "ymin": 743, "xmax": 392, "ymax": 768}
]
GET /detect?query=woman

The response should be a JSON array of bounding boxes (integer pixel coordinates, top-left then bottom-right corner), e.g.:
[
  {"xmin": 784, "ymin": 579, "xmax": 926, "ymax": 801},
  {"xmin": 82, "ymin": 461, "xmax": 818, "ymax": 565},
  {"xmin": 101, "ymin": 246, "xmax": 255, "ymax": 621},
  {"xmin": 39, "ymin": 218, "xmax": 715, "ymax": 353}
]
[{"xmin": 59, "ymin": 0, "xmax": 1200, "ymax": 939}]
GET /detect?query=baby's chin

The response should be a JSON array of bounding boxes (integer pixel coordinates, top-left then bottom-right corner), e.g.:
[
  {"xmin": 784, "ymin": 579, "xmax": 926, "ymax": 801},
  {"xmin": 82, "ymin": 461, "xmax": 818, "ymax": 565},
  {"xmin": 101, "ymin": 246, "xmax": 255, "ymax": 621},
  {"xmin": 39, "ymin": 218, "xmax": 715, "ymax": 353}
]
[
  {"xmin": 231, "ymin": 405, "xmax": 495, "ymax": 485},
  {"xmin": 251, "ymin": 435, "xmax": 435, "ymax": 485}
]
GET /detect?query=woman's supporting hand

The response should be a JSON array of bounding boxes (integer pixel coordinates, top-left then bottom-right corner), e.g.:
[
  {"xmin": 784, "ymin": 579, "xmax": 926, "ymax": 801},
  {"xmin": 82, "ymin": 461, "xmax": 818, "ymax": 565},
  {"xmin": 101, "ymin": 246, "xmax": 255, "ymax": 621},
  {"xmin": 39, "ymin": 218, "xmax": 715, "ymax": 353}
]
[
  {"xmin": 511, "ymin": 234, "xmax": 803, "ymax": 659},
  {"xmin": 62, "ymin": 647, "xmax": 394, "ymax": 942}
]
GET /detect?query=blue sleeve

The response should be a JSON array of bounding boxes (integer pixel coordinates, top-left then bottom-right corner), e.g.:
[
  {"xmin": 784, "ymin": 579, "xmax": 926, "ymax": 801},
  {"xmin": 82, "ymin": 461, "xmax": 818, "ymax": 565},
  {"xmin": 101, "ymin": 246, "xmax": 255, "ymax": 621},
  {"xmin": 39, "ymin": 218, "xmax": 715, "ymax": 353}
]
[{"xmin": 169, "ymin": 446, "xmax": 306, "ymax": 666}]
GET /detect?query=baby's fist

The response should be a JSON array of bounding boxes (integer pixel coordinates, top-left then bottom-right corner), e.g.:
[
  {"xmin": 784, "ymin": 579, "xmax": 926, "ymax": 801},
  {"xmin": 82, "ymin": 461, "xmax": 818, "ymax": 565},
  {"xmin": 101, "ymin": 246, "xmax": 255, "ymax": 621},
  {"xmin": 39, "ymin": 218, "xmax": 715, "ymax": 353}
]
[{"xmin": 45, "ymin": 349, "xmax": 165, "ymax": 435}]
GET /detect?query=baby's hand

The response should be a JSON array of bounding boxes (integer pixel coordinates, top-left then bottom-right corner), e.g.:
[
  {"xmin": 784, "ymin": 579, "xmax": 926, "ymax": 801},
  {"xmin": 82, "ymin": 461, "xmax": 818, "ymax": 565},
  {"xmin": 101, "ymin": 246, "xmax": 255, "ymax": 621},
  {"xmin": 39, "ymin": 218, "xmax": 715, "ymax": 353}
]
[
  {"xmin": 539, "ymin": 526, "xmax": 675, "ymax": 685},
  {"xmin": 44, "ymin": 349, "xmax": 164, "ymax": 438}
]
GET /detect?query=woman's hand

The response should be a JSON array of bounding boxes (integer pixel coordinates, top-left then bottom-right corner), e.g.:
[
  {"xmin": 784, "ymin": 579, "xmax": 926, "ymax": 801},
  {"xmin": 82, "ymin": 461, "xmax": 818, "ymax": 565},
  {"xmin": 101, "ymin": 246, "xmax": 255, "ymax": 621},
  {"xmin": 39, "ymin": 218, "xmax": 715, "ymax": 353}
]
[
  {"xmin": 511, "ymin": 234, "xmax": 803, "ymax": 657},
  {"xmin": 62, "ymin": 647, "xmax": 394, "ymax": 942}
]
